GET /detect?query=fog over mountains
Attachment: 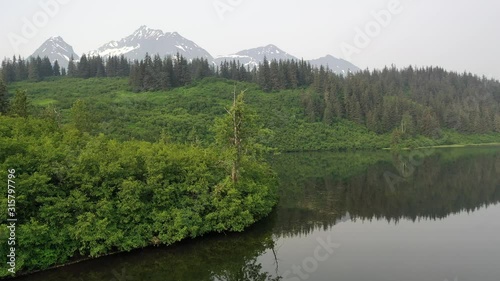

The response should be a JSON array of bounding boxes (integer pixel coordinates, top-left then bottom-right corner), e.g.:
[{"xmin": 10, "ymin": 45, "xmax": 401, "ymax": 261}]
[{"xmin": 31, "ymin": 26, "xmax": 360, "ymax": 74}]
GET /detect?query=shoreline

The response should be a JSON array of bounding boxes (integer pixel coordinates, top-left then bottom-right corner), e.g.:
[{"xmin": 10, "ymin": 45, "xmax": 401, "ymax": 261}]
[{"xmin": 383, "ymin": 142, "xmax": 500, "ymax": 151}]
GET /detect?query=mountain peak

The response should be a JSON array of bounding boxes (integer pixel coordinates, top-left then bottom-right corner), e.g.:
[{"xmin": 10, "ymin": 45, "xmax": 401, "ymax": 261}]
[
  {"xmin": 215, "ymin": 44, "xmax": 298, "ymax": 68},
  {"xmin": 31, "ymin": 36, "xmax": 79, "ymax": 68},
  {"xmin": 309, "ymin": 54, "xmax": 360, "ymax": 75},
  {"xmin": 264, "ymin": 44, "xmax": 278, "ymax": 49},
  {"xmin": 48, "ymin": 36, "xmax": 64, "ymax": 42},
  {"xmin": 89, "ymin": 26, "xmax": 213, "ymax": 61},
  {"xmin": 234, "ymin": 44, "xmax": 297, "ymax": 61},
  {"xmin": 130, "ymin": 25, "xmax": 164, "ymax": 40}
]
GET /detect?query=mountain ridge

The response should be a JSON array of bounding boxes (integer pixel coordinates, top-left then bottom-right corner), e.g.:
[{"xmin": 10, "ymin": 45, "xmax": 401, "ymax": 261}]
[
  {"xmin": 30, "ymin": 26, "xmax": 360, "ymax": 74},
  {"xmin": 88, "ymin": 25, "xmax": 213, "ymax": 61}
]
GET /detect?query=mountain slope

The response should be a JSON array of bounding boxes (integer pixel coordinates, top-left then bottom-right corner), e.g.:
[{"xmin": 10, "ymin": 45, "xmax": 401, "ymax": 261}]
[
  {"xmin": 88, "ymin": 26, "xmax": 213, "ymax": 61},
  {"xmin": 309, "ymin": 55, "xmax": 360, "ymax": 74},
  {"xmin": 215, "ymin": 44, "xmax": 297, "ymax": 68},
  {"xmin": 30, "ymin": 36, "xmax": 79, "ymax": 68},
  {"xmin": 29, "ymin": 29, "xmax": 360, "ymax": 75},
  {"xmin": 215, "ymin": 45, "xmax": 360, "ymax": 74}
]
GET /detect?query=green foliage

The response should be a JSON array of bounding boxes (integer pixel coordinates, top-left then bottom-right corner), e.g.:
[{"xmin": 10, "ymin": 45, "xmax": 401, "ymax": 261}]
[
  {"xmin": 0, "ymin": 102, "xmax": 277, "ymax": 276},
  {"xmin": 210, "ymin": 91, "xmax": 279, "ymax": 230},
  {"xmin": 1, "ymin": 66, "xmax": 499, "ymax": 277},
  {"xmin": 7, "ymin": 77, "xmax": 500, "ymax": 152},
  {"xmin": 0, "ymin": 79, "xmax": 8, "ymax": 114},
  {"xmin": 9, "ymin": 89, "xmax": 30, "ymax": 118},
  {"xmin": 70, "ymin": 99, "xmax": 94, "ymax": 133}
]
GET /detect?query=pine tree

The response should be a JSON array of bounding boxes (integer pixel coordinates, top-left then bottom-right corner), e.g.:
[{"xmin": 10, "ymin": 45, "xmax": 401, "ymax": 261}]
[
  {"xmin": 40, "ymin": 57, "xmax": 53, "ymax": 78},
  {"xmin": 287, "ymin": 60, "xmax": 299, "ymax": 88},
  {"xmin": 164, "ymin": 56, "xmax": 174, "ymax": 89},
  {"xmin": 0, "ymin": 79, "xmax": 9, "ymax": 114},
  {"xmin": 119, "ymin": 55, "xmax": 130, "ymax": 76},
  {"xmin": 1, "ymin": 59, "xmax": 15, "ymax": 83},
  {"xmin": 174, "ymin": 54, "xmax": 191, "ymax": 86},
  {"xmin": 258, "ymin": 57, "xmax": 271, "ymax": 92},
  {"xmin": 67, "ymin": 55, "xmax": 76, "ymax": 77},
  {"xmin": 151, "ymin": 54, "xmax": 163, "ymax": 90},
  {"xmin": 142, "ymin": 53, "xmax": 156, "ymax": 91},
  {"xmin": 53, "ymin": 60, "xmax": 61, "ymax": 76},
  {"xmin": 214, "ymin": 90, "xmax": 258, "ymax": 183},
  {"xmin": 494, "ymin": 114, "xmax": 500, "ymax": 133},
  {"xmin": 78, "ymin": 54, "xmax": 90, "ymax": 78},
  {"xmin": 269, "ymin": 59, "xmax": 281, "ymax": 91},
  {"xmin": 95, "ymin": 56, "xmax": 106, "ymax": 77},
  {"xmin": 15, "ymin": 56, "xmax": 28, "ymax": 81},
  {"xmin": 129, "ymin": 61, "xmax": 143, "ymax": 92},
  {"xmin": 28, "ymin": 58, "xmax": 40, "ymax": 81}
]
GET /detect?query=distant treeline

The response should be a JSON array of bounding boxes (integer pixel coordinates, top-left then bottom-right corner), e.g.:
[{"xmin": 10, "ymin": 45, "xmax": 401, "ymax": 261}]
[
  {"xmin": 301, "ymin": 66, "xmax": 500, "ymax": 135},
  {"xmin": 1, "ymin": 56, "xmax": 64, "ymax": 82},
  {"xmin": 0, "ymin": 54, "xmax": 132, "ymax": 82},
  {"xmin": 0, "ymin": 53, "xmax": 316, "ymax": 91}
]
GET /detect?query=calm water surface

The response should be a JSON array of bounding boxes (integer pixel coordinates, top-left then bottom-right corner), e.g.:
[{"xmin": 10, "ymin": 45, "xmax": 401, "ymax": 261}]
[{"xmin": 16, "ymin": 147, "xmax": 500, "ymax": 281}]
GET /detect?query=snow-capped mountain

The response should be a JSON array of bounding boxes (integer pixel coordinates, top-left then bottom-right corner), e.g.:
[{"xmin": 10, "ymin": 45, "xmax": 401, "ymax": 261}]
[
  {"xmin": 30, "ymin": 36, "xmax": 79, "ymax": 68},
  {"xmin": 215, "ymin": 45, "xmax": 360, "ymax": 75},
  {"xmin": 88, "ymin": 25, "xmax": 213, "ymax": 61},
  {"xmin": 215, "ymin": 44, "xmax": 298, "ymax": 68},
  {"xmin": 309, "ymin": 55, "xmax": 360, "ymax": 74},
  {"xmin": 29, "ymin": 28, "xmax": 360, "ymax": 75}
]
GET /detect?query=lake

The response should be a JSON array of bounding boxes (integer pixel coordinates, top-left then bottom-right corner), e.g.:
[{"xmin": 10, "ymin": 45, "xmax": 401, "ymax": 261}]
[{"xmin": 15, "ymin": 147, "xmax": 500, "ymax": 281}]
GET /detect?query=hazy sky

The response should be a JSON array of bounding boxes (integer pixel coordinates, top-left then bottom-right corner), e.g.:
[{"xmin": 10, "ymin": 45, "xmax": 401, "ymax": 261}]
[{"xmin": 1, "ymin": 0, "xmax": 499, "ymax": 78}]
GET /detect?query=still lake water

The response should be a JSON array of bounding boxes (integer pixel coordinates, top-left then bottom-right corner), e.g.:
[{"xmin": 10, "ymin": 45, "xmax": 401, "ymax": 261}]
[{"xmin": 16, "ymin": 147, "xmax": 500, "ymax": 281}]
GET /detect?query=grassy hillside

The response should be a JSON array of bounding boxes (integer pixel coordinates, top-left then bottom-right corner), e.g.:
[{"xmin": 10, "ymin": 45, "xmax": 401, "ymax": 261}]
[
  {"xmin": 0, "ymin": 89, "xmax": 279, "ymax": 277},
  {"xmin": 7, "ymin": 77, "xmax": 500, "ymax": 151}
]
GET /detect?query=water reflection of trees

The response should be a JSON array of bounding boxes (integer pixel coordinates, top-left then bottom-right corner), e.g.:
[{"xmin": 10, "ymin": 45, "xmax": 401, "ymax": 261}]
[{"xmin": 272, "ymin": 148, "xmax": 500, "ymax": 237}]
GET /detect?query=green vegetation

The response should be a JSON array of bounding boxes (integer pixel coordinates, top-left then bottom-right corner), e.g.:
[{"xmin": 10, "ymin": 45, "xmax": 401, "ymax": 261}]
[
  {"xmin": 5, "ymin": 52, "xmax": 500, "ymax": 144},
  {"xmin": 0, "ymin": 91, "xmax": 277, "ymax": 277},
  {"xmin": 2, "ymin": 58, "xmax": 500, "ymax": 277},
  {"xmin": 6, "ymin": 77, "xmax": 393, "ymax": 151},
  {"xmin": 5, "ymin": 148, "xmax": 500, "ymax": 281},
  {"xmin": 7, "ymin": 76, "xmax": 500, "ymax": 152}
]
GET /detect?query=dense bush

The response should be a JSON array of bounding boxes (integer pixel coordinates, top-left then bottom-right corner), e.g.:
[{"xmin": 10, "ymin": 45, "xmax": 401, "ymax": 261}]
[{"xmin": 0, "ymin": 114, "xmax": 277, "ymax": 277}]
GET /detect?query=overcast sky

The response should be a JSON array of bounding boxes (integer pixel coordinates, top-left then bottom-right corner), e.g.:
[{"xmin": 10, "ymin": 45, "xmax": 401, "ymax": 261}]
[{"xmin": 1, "ymin": 0, "xmax": 499, "ymax": 78}]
